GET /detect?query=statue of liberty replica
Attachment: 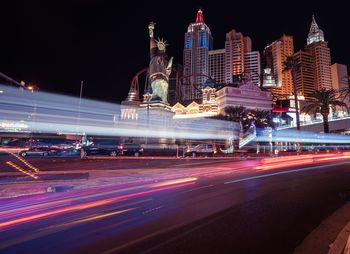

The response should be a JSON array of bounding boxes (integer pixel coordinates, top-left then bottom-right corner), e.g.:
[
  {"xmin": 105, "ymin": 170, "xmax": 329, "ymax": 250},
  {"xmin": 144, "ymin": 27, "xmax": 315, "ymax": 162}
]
[{"xmin": 148, "ymin": 22, "xmax": 173, "ymax": 103}]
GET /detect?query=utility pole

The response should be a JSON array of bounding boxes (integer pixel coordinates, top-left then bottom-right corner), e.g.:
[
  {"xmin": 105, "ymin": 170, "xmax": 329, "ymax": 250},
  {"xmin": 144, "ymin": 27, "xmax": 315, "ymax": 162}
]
[
  {"xmin": 78, "ymin": 80, "xmax": 83, "ymax": 127},
  {"xmin": 76, "ymin": 81, "xmax": 84, "ymax": 145},
  {"xmin": 79, "ymin": 80, "xmax": 83, "ymax": 110}
]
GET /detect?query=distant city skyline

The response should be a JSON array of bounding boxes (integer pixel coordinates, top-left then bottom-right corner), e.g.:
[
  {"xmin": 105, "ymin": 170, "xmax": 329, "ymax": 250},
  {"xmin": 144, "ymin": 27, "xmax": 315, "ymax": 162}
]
[{"xmin": 0, "ymin": 1, "xmax": 348, "ymax": 103}]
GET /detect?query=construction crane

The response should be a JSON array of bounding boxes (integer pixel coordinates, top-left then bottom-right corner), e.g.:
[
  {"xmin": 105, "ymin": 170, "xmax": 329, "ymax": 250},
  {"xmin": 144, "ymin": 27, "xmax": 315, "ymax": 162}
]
[{"xmin": 0, "ymin": 71, "xmax": 26, "ymax": 88}]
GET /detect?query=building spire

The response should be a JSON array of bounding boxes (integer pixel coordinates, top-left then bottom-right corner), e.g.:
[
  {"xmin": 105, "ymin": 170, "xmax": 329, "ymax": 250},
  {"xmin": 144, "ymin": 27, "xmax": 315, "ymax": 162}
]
[
  {"xmin": 307, "ymin": 14, "xmax": 325, "ymax": 45},
  {"xmin": 195, "ymin": 9, "xmax": 204, "ymax": 23},
  {"xmin": 309, "ymin": 15, "xmax": 319, "ymax": 34}
]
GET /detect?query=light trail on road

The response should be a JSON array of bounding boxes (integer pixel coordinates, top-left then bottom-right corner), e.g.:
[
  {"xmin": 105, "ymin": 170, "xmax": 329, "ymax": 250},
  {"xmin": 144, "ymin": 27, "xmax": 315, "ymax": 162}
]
[{"xmin": 1, "ymin": 156, "xmax": 350, "ymax": 254}]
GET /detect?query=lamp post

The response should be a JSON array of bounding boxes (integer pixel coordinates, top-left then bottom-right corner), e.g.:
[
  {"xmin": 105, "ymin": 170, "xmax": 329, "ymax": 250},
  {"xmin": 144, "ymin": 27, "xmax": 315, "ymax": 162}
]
[
  {"xmin": 77, "ymin": 81, "xmax": 84, "ymax": 146},
  {"xmin": 25, "ymin": 83, "xmax": 39, "ymax": 148}
]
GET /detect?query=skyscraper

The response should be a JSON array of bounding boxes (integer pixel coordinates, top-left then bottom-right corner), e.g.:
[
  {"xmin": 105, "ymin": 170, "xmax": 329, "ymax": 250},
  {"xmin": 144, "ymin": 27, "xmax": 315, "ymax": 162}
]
[
  {"xmin": 224, "ymin": 29, "xmax": 252, "ymax": 84},
  {"xmin": 263, "ymin": 35, "xmax": 294, "ymax": 99},
  {"xmin": 183, "ymin": 9, "xmax": 213, "ymax": 100},
  {"xmin": 305, "ymin": 15, "xmax": 332, "ymax": 90},
  {"xmin": 244, "ymin": 51, "xmax": 261, "ymax": 86},
  {"xmin": 209, "ymin": 49, "xmax": 226, "ymax": 85},
  {"xmin": 294, "ymin": 50, "xmax": 314, "ymax": 100}
]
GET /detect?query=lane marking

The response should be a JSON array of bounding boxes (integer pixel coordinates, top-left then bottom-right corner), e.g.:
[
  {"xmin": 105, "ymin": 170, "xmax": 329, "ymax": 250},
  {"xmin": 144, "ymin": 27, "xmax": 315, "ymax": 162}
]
[
  {"xmin": 225, "ymin": 161, "xmax": 350, "ymax": 185},
  {"xmin": 142, "ymin": 206, "xmax": 163, "ymax": 215},
  {"xmin": 182, "ymin": 184, "xmax": 214, "ymax": 193},
  {"xmin": 5, "ymin": 161, "xmax": 38, "ymax": 179},
  {"xmin": 9, "ymin": 152, "xmax": 40, "ymax": 172}
]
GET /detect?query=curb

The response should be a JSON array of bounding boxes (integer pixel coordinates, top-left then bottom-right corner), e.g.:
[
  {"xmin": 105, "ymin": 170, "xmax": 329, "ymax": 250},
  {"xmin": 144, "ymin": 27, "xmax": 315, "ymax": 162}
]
[
  {"xmin": 329, "ymin": 220, "xmax": 350, "ymax": 254},
  {"xmin": 345, "ymin": 235, "xmax": 350, "ymax": 254}
]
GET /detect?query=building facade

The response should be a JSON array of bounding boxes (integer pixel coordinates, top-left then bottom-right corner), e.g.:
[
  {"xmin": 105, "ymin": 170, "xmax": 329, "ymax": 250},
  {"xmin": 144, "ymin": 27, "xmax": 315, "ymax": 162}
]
[
  {"xmin": 224, "ymin": 29, "xmax": 252, "ymax": 84},
  {"xmin": 331, "ymin": 63, "xmax": 349, "ymax": 105},
  {"xmin": 183, "ymin": 9, "xmax": 213, "ymax": 101},
  {"xmin": 216, "ymin": 81, "xmax": 272, "ymax": 114},
  {"xmin": 294, "ymin": 50, "xmax": 314, "ymax": 101},
  {"xmin": 263, "ymin": 35, "xmax": 294, "ymax": 99},
  {"xmin": 172, "ymin": 80, "xmax": 272, "ymax": 119},
  {"xmin": 244, "ymin": 51, "xmax": 261, "ymax": 86},
  {"xmin": 305, "ymin": 15, "xmax": 332, "ymax": 90},
  {"xmin": 209, "ymin": 49, "xmax": 226, "ymax": 85}
]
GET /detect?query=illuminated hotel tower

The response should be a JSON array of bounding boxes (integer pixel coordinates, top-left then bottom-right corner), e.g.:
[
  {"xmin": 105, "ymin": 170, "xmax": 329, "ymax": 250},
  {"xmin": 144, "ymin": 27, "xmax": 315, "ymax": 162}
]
[
  {"xmin": 225, "ymin": 29, "xmax": 252, "ymax": 83},
  {"xmin": 331, "ymin": 63, "xmax": 349, "ymax": 105},
  {"xmin": 263, "ymin": 34, "xmax": 294, "ymax": 99},
  {"xmin": 244, "ymin": 51, "xmax": 261, "ymax": 86},
  {"xmin": 209, "ymin": 49, "xmax": 226, "ymax": 85},
  {"xmin": 305, "ymin": 15, "xmax": 332, "ymax": 90},
  {"xmin": 294, "ymin": 50, "xmax": 314, "ymax": 101},
  {"xmin": 183, "ymin": 9, "xmax": 213, "ymax": 100}
]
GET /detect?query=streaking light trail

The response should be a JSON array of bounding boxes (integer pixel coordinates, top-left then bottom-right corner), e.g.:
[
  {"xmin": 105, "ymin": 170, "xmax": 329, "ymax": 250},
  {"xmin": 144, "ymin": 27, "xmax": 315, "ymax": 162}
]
[
  {"xmin": 0, "ymin": 178, "xmax": 196, "ymax": 230},
  {"xmin": 2, "ymin": 84, "xmax": 350, "ymax": 145},
  {"xmin": 255, "ymin": 152, "xmax": 350, "ymax": 170},
  {"xmin": 256, "ymin": 128, "xmax": 350, "ymax": 144},
  {"xmin": 0, "ymin": 84, "xmax": 236, "ymax": 141}
]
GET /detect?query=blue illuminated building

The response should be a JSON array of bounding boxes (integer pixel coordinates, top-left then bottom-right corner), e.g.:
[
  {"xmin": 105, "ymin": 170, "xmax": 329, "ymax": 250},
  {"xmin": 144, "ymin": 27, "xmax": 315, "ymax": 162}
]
[{"xmin": 183, "ymin": 9, "xmax": 213, "ymax": 101}]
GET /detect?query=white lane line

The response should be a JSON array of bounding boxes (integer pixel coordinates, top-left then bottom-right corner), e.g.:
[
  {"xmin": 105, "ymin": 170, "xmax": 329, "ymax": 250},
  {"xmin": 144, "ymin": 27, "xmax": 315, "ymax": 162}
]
[
  {"xmin": 224, "ymin": 161, "xmax": 350, "ymax": 185},
  {"xmin": 182, "ymin": 184, "xmax": 214, "ymax": 193},
  {"xmin": 142, "ymin": 206, "xmax": 163, "ymax": 215}
]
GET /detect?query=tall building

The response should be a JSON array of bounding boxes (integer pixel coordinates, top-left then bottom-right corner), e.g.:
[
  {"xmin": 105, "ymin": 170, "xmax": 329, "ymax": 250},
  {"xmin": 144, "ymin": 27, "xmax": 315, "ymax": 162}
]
[
  {"xmin": 209, "ymin": 49, "xmax": 226, "ymax": 85},
  {"xmin": 294, "ymin": 50, "xmax": 314, "ymax": 101},
  {"xmin": 331, "ymin": 63, "xmax": 349, "ymax": 104},
  {"xmin": 244, "ymin": 51, "xmax": 261, "ymax": 86},
  {"xmin": 183, "ymin": 9, "xmax": 213, "ymax": 100},
  {"xmin": 263, "ymin": 35, "xmax": 294, "ymax": 98},
  {"xmin": 225, "ymin": 29, "xmax": 252, "ymax": 84},
  {"xmin": 305, "ymin": 15, "xmax": 332, "ymax": 90}
]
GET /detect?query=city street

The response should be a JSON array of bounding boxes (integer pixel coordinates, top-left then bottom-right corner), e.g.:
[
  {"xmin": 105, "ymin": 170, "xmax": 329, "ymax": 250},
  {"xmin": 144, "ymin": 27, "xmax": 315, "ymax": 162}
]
[
  {"xmin": 2, "ymin": 2, "xmax": 350, "ymax": 254},
  {"xmin": 1, "ymin": 155, "xmax": 350, "ymax": 253}
]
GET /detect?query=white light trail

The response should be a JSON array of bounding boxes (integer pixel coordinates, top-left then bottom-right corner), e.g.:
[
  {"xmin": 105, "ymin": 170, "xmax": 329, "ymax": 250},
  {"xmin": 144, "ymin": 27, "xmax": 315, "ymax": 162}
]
[
  {"xmin": 256, "ymin": 129, "xmax": 350, "ymax": 144},
  {"xmin": 0, "ymin": 84, "xmax": 236, "ymax": 141}
]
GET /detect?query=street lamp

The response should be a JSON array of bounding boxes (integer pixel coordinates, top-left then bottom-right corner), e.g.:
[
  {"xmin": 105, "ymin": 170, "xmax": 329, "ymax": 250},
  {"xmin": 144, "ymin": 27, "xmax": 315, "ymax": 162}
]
[{"xmin": 26, "ymin": 84, "xmax": 39, "ymax": 93}]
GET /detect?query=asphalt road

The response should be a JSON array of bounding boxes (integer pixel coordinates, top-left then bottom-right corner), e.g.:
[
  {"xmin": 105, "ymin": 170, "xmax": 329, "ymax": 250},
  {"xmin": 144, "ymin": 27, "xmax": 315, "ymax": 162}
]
[{"xmin": 1, "ymin": 155, "xmax": 350, "ymax": 254}]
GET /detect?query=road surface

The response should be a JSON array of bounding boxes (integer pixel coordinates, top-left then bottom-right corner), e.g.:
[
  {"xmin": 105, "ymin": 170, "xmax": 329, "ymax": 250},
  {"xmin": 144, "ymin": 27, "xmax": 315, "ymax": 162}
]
[{"xmin": 1, "ymin": 154, "xmax": 350, "ymax": 254}]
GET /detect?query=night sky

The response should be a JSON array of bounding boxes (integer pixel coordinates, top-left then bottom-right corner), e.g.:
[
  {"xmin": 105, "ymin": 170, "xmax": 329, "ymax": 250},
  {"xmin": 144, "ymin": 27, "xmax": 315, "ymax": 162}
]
[{"xmin": 0, "ymin": 1, "xmax": 348, "ymax": 103}]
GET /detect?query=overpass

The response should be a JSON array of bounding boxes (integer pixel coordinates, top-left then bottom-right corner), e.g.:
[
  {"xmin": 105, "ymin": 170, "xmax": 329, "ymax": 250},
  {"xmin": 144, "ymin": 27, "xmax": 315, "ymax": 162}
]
[{"xmin": 277, "ymin": 116, "xmax": 350, "ymax": 133}]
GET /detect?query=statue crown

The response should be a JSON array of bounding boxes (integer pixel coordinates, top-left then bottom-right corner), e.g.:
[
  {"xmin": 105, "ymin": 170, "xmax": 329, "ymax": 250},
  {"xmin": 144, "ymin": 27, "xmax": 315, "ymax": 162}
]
[{"xmin": 155, "ymin": 37, "xmax": 168, "ymax": 50}]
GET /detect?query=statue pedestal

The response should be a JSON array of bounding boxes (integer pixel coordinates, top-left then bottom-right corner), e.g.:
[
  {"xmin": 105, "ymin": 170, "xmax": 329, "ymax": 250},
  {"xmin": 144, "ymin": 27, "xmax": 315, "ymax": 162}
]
[
  {"xmin": 138, "ymin": 100, "xmax": 174, "ymax": 123},
  {"xmin": 139, "ymin": 100, "xmax": 172, "ymax": 111},
  {"xmin": 138, "ymin": 101, "xmax": 175, "ymax": 145}
]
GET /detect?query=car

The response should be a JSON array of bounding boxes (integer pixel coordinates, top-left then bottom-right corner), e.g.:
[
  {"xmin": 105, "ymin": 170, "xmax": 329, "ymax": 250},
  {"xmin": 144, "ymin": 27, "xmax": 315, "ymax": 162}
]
[
  {"xmin": 185, "ymin": 144, "xmax": 217, "ymax": 157},
  {"xmin": 83, "ymin": 147, "xmax": 118, "ymax": 157},
  {"xmin": 19, "ymin": 147, "xmax": 61, "ymax": 157},
  {"xmin": 54, "ymin": 147, "xmax": 80, "ymax": 157},
  {"xmin": 81, "ymin": 143, "xmax": 143, "ymax": 157},
  {"xmin": 117, "ymin": 143, "xmax": 143, "ymax": 156}
]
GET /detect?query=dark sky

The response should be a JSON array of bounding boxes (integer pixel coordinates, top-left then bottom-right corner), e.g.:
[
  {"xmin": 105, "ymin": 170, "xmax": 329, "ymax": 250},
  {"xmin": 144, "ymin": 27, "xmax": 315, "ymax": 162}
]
[{"xmin": 0, "ymin": 1, "xmax": 348, "ymax": 103}]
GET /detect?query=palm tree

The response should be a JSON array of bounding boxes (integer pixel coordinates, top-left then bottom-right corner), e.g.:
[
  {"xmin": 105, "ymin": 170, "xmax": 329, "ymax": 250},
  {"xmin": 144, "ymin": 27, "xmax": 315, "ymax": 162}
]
[
  {"xmin": 224, "ymin": 106, "xmax": 250, "ymax": 151},
  {"xmin": 250, "ymin": 109, "xmax": 274, "ymax": 154},
  {"xmin": 251, "ymin": 110, "xmax": 274, "ymax": 129},
  {"xmin": 302, "ymin": 88, "xmax": 348, "ymax": 133},
  {"xmin": 224, "ymin": 106, "xmax": 250, "ymax": 132},
  {"xmin": 283, "ymin": 56, "xmax": 301, "ymax": 130}
]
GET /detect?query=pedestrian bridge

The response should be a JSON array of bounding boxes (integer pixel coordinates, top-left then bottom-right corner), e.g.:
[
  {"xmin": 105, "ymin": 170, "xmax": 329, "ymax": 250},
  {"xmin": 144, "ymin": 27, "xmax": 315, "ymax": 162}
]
[{"xmin": 277, "ymin": 116, "xmax": 350, "ymax": 133}]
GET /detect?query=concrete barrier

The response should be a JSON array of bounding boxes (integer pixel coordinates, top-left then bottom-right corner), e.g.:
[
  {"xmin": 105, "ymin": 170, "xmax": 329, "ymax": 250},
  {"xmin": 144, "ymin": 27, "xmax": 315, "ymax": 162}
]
[
  {"xmin": 344, "ymin": 234, "xmax": 350, "ymax": 254},
  {"xmin": 328, "ymin": 221, "xmax": 350, "ymax": 254}
]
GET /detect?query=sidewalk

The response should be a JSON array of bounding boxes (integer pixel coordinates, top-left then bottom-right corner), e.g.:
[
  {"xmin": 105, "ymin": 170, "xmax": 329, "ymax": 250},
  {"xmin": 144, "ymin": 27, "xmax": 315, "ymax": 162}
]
[{"xmin": 294, "ymin": 202, "xmax": 350, "ymax": 254}]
